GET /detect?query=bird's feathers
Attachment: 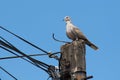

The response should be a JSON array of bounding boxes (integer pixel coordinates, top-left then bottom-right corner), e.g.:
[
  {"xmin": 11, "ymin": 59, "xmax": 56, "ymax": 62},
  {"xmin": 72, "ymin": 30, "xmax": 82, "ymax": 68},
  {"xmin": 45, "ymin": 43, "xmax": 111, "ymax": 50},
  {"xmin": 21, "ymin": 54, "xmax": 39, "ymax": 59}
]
[
  {"xmin": 85, "ymin": 40, "xmax": 98, "ymax": 50},
  {"xmin": 73, "ymin": 27, "xmax": 98, "ymax": 50},
  {"xmin": 65, "ymin": 16, "xmax": 98, "ymax": 50}
]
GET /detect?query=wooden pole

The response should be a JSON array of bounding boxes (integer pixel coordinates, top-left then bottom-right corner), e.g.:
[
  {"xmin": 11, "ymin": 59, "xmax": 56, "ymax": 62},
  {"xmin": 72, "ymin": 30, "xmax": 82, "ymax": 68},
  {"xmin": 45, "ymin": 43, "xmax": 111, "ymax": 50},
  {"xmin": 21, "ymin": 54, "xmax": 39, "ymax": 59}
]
[{"xmin": 59, "ymin": 40, "xmax": 86, "ymax": 80}]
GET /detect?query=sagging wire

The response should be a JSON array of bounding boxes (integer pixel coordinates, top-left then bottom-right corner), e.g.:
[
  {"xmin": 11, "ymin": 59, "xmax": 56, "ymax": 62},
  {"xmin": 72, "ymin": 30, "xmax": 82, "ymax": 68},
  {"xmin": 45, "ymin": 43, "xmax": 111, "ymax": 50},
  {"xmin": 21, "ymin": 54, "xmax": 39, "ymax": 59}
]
[
  {"xmin": 0, "ymin": 36, "xmax": 14, "ymax": 48},
  {"xmin": 0, "ymin": 36, "xmax": 48, "ymax": 58},
  {"xmin": 52, "ymin": 33, "xmax": 70, "ymax": 43},
  {"xmin": 0, "ymin": 39, "xmax": 50, "ymax": 72},
  {"xmin": 0, "ymin": 66, "xmax": 18, "ymax": 80},
  {"xmin": 0, "ymin": 53, "xmax": 48, "ymax": 60},
  {"xmin": 0, "ymin": 38, "xmax": 58, "ymax": 78},
  {"xmin": 0, "ymin": 37, "xmax": 50, "ymax": 73},
  {"xmin": 0, "ymin": 26, "xmax": 61, "ymax": 79},
  {"xmin": 0, "ymin": 52, "xmax": 61, "ymax": 61},
  {"xmin": 0, "ymin": 26, "xmax": 61, "ymax": 59},
  {"xmin": 0, "ymin": 45, "xmax": 49, "ymax": 74},
  {"xmin": 0, "ymin": 26, "xmax": 48, "ymax": 54},
  {"xmin": 0, "ymin": 40, "xmax": 14, "ymax": 52}
]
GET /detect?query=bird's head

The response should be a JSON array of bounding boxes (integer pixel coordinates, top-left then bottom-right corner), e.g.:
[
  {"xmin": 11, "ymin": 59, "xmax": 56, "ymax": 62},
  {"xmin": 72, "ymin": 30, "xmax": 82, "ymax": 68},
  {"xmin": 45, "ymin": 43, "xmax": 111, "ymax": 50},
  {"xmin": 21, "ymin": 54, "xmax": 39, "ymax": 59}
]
[{"xmin": 64, "ymin": 16, "xmax": 71, "ymax": 22}]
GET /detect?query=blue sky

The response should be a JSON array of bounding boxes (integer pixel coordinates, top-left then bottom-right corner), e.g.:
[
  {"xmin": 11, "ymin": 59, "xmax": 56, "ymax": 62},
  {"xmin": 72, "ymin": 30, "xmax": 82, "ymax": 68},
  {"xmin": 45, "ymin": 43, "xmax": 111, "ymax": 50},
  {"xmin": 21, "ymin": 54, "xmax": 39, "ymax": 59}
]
[{"xmin": 0, "ymin": 0, "xmax": 120, "ymax": 80}]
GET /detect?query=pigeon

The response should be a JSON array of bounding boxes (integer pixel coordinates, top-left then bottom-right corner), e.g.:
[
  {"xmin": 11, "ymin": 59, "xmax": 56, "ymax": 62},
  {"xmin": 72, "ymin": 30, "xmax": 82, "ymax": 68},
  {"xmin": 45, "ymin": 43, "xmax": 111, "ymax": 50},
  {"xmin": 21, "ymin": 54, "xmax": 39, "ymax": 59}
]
[{"xmin": 64, "ymin": 16, "xmax": 98, "ymax": 50}]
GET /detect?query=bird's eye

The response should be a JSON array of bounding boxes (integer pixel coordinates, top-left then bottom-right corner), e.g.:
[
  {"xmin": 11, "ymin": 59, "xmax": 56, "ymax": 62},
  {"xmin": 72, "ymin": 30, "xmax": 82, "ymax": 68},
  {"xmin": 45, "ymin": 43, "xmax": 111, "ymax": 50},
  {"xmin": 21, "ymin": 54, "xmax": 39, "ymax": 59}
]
[{"xmin": 66, "ymin": 16, "xmax": 69, "ymax": 18}]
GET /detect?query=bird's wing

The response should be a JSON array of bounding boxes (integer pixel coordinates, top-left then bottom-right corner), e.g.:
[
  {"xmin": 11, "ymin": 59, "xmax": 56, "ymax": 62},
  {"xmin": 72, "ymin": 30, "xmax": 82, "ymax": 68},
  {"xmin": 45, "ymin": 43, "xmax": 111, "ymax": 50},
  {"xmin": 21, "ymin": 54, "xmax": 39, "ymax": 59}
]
[
  {"xmin": 73, "ymin": 26, "xmax": 98, "ymax": 50},
  {"xmin": 72, "ymin": 27, "xmax": 87, "ymax": 40},
  {"xmin": 66, "ymin": 31, "xmax": 76, "ymax": 40}
]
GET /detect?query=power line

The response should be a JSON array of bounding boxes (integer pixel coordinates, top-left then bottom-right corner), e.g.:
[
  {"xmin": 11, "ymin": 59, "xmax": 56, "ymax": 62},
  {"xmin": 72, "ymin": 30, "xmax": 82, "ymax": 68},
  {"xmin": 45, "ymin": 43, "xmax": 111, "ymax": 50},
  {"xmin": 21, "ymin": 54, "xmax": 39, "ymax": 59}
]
[
  {"xmin": 0, "ymin": 35, "xmax": 60, "ymax": 60},
  {"xmin": 0, "ymin": 53, "xmax": 47, "ymax": 60},
  {"xmin": 0, "ymin": 26, "xmax": 48, "ymax": 54},
  {"xmin": 0, "ymin": 52, "xmax": 60, "ymax": 60},
  {"xmin": 0, "ymin": 39, "xmax": 59, "ymax": 79},
  {"xmin": 0, "ymin": 36, "xmax": 50, "ymax": 68},
  {"xmin": 0, "ymin": 45, "xmax": 50, "ymax": 72},
  {"xmin": 0, "ymin": 66, "xmax": 18, "ymax": 80},
  {"xmin": 0, "ymin": 26, "xmax": 60, "ymax": 79}
]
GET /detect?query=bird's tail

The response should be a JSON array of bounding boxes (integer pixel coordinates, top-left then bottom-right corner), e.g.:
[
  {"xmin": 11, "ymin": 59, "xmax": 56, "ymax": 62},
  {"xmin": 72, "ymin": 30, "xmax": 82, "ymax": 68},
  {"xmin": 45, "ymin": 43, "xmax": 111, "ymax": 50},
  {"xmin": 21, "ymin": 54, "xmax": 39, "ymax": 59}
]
[{"xmin": 86, "ymin": 40, "xmax": 98, "ymax": 50}]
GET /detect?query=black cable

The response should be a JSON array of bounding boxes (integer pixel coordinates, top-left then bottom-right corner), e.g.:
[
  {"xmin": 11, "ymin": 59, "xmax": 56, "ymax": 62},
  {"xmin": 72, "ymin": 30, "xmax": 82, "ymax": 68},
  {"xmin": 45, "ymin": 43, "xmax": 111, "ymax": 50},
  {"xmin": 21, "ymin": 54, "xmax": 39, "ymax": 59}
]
[
  {"xmin": 47, "ymin": 76, "xmax": 51, "ymax": 80},
  {"xmin": 0, "ymin": 41, "xmax": 50, "ymax": 69},
  {"xmin": 0, "ymin": 45, "xmax": 50, "ymax": 74},
  {"xmin": 4, "ymin": 45, "xmax": 58, "ymax": 79},
  {"xmin": 0, "ymin": 40, "xmax": 14, "ymax": 51},
  {"xmin": 0, "ymin": 66, "xmax": 18, "ymax": 80},
  {"xmin": 0, "ymin": 37, "xmax": 49, "ymax": 69},
  {"xmin": 0, "ymin": 43, "xmax": 58, "ymax": 78},
  {"xmin": 48, "ymin": 52, "xmax": 61, "ymax": 57},
  {"xmin": 0, "ymin": 45, "xmax": 37, "ymax": 66},
  {"xmin": 14, "ymin": 48, "xmax": 50, "ymax": 68},
  {"xmin": 0, "ymin": 37, "xmax": 55, "ymax": 75},
  {"xmin": 0, "ymin": 29, "xmax": 60, "ymax": 73},
  {"xmin": 0, "ymin": 36, "xmax": 14, "ymax": 48},
  {"xmin": 0, "ymin": 53, "xmax": 48, "ymax": 60},
  {"xmin": 1, "ymin": 35, "xmax": 60, "ymax": 59},
  {"xmin": 52, "ymin": 33, "xmax": 70, "ymax": 43},
  {"xmin": 4, "ymin": 42, "xmax": 49, "ymax": 70},
  {"xmin": 0, "ymin": 26, "xmax": 59, "ymax": 78},
  {"xmin": 51, "ymin": 52, "xmax": 61, "ymax": 55},
  {"xmin": 0, "ymin": 27, "xmax": 61, "ymax": 60},
  {"xmin": 0, "ymin": 26, "xmax": 48, "ymax": 54}
]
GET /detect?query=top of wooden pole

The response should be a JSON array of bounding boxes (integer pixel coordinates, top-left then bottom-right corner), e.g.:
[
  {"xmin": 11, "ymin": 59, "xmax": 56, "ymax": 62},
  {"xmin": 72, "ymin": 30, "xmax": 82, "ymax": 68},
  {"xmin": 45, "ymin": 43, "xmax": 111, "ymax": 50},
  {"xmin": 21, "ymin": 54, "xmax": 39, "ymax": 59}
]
[{"xmin": 59, "ymin": 40, "xmax": 86, "ymax": 80}]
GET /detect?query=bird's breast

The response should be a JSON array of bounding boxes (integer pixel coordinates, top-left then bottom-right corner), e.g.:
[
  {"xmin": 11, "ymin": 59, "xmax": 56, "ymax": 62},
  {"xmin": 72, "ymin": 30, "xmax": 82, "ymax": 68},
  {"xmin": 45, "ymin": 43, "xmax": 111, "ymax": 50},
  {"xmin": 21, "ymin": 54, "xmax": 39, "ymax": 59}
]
[
  {"xmin": 66, "ymin": 25, "xmax": 76, "ymax": 40},
  {"xmin": 66, "ymin": 25, "xmax": 73, "ymax": 32}
]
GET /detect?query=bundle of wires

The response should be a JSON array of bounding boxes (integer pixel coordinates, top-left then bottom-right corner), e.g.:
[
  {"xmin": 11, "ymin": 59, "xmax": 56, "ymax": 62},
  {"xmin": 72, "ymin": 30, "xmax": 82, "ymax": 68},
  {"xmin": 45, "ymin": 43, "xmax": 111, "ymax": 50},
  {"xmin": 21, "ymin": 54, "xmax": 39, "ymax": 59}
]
[{"xmin": 0, "ymin": 26, "xmax": 60, "ymax": 80}]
